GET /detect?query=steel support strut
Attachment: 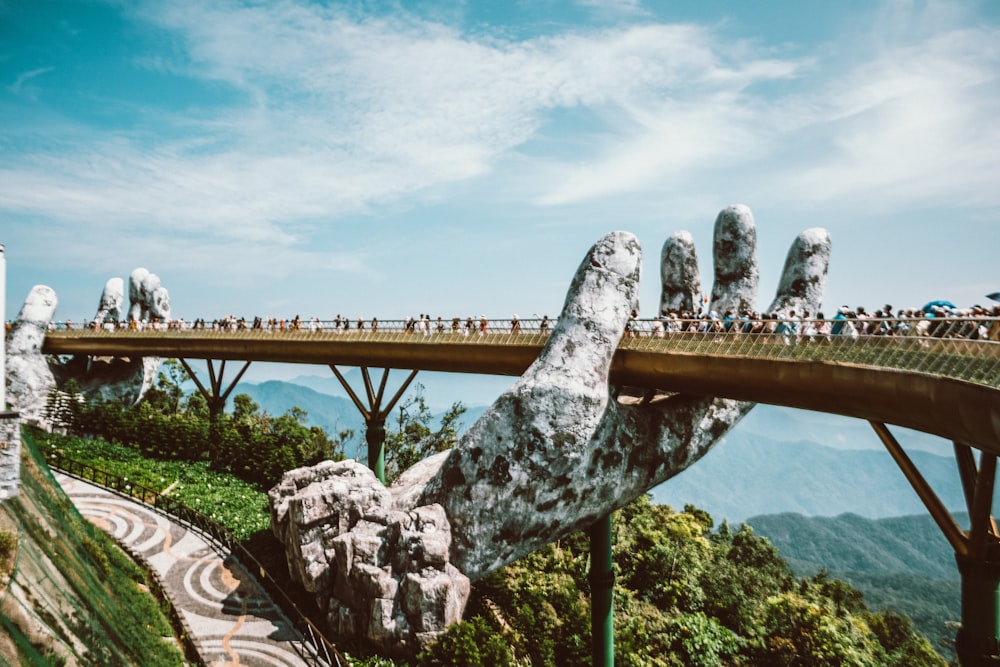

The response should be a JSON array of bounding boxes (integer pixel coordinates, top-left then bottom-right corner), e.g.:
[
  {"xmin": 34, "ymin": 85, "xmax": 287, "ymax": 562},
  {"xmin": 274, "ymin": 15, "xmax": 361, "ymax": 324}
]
[
  {"xmin": 589, "ymin": 513, "xmax": 614, "ymax": 667},
  {"xmin": 957, "ymin": 450, "xmax": 1000, "ymax": 667},
  {"xmin": 178, "ymin": 358, "xmax": 252, "ymax": 420},
  {"xmin": 872, "ymin": 422, "xmax": 1000, "ymax": 666},
  {"xmin": 329, "ymin": 366, "xmax": 418, "ymax": 484}
]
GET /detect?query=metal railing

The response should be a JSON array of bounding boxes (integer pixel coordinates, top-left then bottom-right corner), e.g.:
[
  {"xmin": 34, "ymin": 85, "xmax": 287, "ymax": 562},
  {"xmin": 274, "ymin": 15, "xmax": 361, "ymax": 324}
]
[
  {"xmin": 44, "ymin": 316, "xmax": 1000, "ymax": 390},
  {"xmin": 47, "ymin": 452, "xmax": 349, "ymax": 667}
]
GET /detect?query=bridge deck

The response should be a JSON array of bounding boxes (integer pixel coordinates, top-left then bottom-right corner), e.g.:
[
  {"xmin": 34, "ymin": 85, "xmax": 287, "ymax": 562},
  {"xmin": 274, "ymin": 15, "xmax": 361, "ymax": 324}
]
[{"xmin": 42, "ymin": 323, "xmax": 1000, "ymax": 454}]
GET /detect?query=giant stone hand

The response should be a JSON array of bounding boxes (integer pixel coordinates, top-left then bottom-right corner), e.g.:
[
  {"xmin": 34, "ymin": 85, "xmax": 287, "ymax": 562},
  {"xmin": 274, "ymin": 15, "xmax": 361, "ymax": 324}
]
[
  {"xmin": 269, "ymin": 204, "xmax": 831, "ymax": 656},
  {"xmin": 5, "ymin": 269, "xmax": 171, "ymax": 425}
]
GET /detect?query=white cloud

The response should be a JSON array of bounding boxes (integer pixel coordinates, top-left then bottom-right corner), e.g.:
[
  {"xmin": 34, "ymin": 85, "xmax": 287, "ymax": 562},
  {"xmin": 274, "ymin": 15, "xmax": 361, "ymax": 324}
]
[
  {"xmin": 7, "ymin": 66, "xmax": 54, "ymax": 97},
  {"xmin": 2, "ymin": 0, "xmax": 998, "ymax": 261},
  {"xmin": 781, "ymin": 24, "xmax": 1000, "ymax": 211}
]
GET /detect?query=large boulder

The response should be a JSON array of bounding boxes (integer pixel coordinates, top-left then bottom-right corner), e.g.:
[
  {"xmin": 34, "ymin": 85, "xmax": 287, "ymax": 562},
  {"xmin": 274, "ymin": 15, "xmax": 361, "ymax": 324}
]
[{"xmin": 270, "ymin": 460, "xmax": 469, "ymax": 657}]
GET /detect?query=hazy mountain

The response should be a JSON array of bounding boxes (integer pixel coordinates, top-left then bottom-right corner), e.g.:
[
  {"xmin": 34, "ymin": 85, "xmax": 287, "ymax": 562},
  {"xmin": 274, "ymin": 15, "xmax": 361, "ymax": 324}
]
[
  {"xmin": 650, "ymin": 431, "xmax": 969, "ymax": 523},
  {"xmin": 282, "ymin": 370, "xmax": 516, "ymax": 412},
  {"xmin": 232, "ymin": 379, "xmax": 490, "ymax": 460},
  {"xmin": 745, "ymin": 512, "xmax": 961, "ymax": 581},
  {"xmin": 745, "ymin": 511, "xmax": 963, "ymax": 659}
]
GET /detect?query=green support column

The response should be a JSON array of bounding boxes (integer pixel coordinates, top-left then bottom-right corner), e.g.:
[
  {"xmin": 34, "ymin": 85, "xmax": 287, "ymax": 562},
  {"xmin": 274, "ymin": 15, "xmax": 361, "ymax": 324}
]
[
  {"xmin": 366, "ymin": 416, "xmax": 387, "ymax": 484},
  {"xmin": 955, "ymin": 547, "xmax": 1000, "ymax": 666},
  {"xmin": 589, "ymin": 513, "xmax": 614, "ymax": 667}
]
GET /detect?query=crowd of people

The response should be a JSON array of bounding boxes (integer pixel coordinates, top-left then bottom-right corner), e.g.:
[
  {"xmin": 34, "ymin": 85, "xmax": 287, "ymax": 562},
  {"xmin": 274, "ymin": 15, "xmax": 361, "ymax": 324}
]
[
  {"xmin": 34, "ymin": 300, "xmax": 1000, "ymax": 343},
  {"xmin": 636, "ymin": 302, "xmax": 1000, "ymax": 342}
]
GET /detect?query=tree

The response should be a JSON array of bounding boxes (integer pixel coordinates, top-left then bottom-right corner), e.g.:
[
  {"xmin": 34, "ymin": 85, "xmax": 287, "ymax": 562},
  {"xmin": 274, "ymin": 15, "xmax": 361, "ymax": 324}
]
[
  {"xmin": 142, "ymin": 359, "xmax": 189, "ymax": 414},
  {"xmin": 383, "ymin": 386, "xmax": 466, "ymax": 483}
]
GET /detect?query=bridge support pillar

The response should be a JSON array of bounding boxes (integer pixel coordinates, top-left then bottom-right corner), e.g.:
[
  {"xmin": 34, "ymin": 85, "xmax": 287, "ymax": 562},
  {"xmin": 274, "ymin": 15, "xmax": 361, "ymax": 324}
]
[
  {"xmin": 178, "ymin": 358, "xmax": 252, "ymax": 422},
  {"xmin": 873, "ymin": 426, "xmax": 1000, "ymax": 666},
  {"xmin": 956, "ymin": 548, "xmax": 1000, "ymax": 666},
  {"xmin": 588, "ymin": 512, "xmax": 614, "ymax": 667},
  {"xmin": 366, "ymin": 416, "xmax": 387, "ymax": 485}
]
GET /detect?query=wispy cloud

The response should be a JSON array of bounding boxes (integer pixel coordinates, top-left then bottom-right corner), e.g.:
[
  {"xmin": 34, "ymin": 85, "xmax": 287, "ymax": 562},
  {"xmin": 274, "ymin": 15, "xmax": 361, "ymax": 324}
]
[{"xmin": 7, "ymin": 66, "xmax": 54, "ymax": 97}]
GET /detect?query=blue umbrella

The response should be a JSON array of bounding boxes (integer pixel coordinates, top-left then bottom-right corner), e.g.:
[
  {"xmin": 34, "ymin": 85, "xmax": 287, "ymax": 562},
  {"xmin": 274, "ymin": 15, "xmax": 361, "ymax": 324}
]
[
  {"xmin": 922, "ymin": 300, "xmax": 956, "ymax": 312},
  {"xmin": 987, "ymin": 292, "xmax": 1000, "ymax": 303}
]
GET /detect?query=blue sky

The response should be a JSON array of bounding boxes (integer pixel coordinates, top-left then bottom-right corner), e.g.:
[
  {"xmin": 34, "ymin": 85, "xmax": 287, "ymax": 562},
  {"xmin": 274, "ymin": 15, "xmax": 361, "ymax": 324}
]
[{"xmin": 3, "ymin": 0, "xmax": 999, "ymax": 326}]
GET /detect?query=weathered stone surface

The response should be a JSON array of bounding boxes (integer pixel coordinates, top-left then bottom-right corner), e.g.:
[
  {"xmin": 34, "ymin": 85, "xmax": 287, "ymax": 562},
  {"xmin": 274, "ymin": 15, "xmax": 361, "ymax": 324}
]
[
  {"xmin": 270, "ymin": 206, "xmax": 832, "ymax": 656},
  {"xmin": 6, "ymin": 286, "xmax": 58, "ymax": 426},
  {"xmin": 269, "ymin": 459, "xmax": 469, "ymax": 657},
  {"xmin": 711, "ymin": 204, "xmax": 759, "ymax": 316},
  {"xmin": 660, "ymin": 231, "xmax": 700, "ymax": 314},
  {"xmin": 127, "ymin": 268, "xmax": 171, "ymax": 323},
  {"xmin": 95, "ymin": 277, "xmax": 124, "ymax": 323},
  {"xmin": 769, "ymin": 227, "xmax": 831, "ymax": 315},
  {"xmin": 6, "ymin": 269, "xmax": 174, "ymax": 430},
  {"xmin": 0, "ymin": 414, "xmax": 22, "ymax": 502}
]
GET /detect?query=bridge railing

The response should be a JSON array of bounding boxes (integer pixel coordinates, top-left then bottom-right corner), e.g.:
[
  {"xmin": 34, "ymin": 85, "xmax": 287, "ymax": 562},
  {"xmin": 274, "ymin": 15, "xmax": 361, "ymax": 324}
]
[
  {"xmin": 620, "ymin": 318, "xmax": 1000, "ymax": 390},
  {"xmin": 43, "ymin": 317, "xmax": 1000, "ymax": 390}
]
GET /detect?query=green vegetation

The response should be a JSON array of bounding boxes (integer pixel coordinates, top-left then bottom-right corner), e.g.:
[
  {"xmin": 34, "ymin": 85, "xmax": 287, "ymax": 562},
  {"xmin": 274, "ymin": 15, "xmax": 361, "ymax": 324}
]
[
  {"xmin": 410, "ymin": 498, "xmax": 947, "ymax": 666},
  {"xmin": 0, "ymin": 529, "xmax": 15, "ymax": 559},
  {"xmin": 747, "ymin": 512, "xmax": 962, "ymax": 661},
  {"xmin": 0, "ymin": 430, "xmax": 186, "ymax": 666},
  {"xmin": 32, "ymin": 430, "xmax": 271, "ymax": 540},
  {"xmin": 382, "ymin": 389, "xmax": 466, "ymax": 483}
]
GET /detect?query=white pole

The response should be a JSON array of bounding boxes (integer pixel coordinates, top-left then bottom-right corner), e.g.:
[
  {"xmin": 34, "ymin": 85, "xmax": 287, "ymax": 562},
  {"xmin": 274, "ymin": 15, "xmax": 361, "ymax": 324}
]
[{"xmin": 0, "ymin": 243, "xmax": 5, "ymax": 410}]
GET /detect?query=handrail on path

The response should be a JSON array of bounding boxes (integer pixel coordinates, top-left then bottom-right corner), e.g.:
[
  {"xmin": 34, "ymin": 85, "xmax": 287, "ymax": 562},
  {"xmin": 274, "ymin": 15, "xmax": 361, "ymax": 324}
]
[{"xmin": 47, "ymin": 452, "xmax": 349, "ymax": 667}]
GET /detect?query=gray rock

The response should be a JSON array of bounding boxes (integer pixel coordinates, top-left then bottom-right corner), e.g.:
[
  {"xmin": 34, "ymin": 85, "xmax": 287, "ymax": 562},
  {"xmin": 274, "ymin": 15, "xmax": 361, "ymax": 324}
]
[
  {"xmin": 269, "ymin": 459, "xmax": 470, "ymax": 657},
  {"xmin": 660, "ymin": 231, "xmax": 700, "ymax": 314},
  {"xmin": 95, "ymin": 277, "xmax": 124, "ymax": 323},
  {"xmin": 127, "ymin": 268, "xmax": 171, "ymax": 324}
]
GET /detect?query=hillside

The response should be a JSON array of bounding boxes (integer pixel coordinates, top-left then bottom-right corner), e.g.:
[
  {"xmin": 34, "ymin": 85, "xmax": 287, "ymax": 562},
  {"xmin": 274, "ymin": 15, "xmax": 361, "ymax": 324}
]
[
  {"xmin": 0, "ymin": 430, "xmax": 186, "ymax": 666},
  {"xmin": 746, "ymin": 511, "xmax": 962, "ymax": 660}
]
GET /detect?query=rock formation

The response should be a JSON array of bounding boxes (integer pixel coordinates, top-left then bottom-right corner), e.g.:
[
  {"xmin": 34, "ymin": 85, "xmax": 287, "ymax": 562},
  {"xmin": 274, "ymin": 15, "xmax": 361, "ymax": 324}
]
[
  {"xmin": 270, "ymin": 460, "xmax": 469, "ymax": 656},
  {"xmin": 51, "ymin": 268, "xmax": 167, "ymax": 404},
  {"xmin": 127, "ymin": 268, "xmax": 170, "ymax": 323},
  {"xmin": 270, "ymin": 206, "xmax": 832, "ymax": 656}
]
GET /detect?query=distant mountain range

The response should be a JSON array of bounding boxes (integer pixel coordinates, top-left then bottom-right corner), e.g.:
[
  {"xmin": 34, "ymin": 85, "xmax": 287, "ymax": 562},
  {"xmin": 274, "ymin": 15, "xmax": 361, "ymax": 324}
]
[{"xmin": 230, "ymin": 377, "xmax": 489, "ymax": 460}]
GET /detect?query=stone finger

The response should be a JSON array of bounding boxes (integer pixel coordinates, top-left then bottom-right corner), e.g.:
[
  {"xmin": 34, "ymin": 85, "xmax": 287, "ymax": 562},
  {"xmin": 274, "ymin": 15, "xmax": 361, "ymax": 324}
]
[
  {"xmin": 659, "ymin": 231, "xmax": 701, "ymax": 315},
  {"xmin": 416, "ymin": 231, "xmax": 641, "ymax": 577},
  {"xmin": 709, "ymin": 204, "xmax": 759, "ymax": 317},
  {"xmin": 527, "ymin": 230, "xmax": 641, "ymax": 395},
  {"xmin": 766, "ymin": 228, "xmax": 831, "ymax": 315},
  {"xmin": 6, "ymin": 285, "xmax": 58, "ymax": 424}
]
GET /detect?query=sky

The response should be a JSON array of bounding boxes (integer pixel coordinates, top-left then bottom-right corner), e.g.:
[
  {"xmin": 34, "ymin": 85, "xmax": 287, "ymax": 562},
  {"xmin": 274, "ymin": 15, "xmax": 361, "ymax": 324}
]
[{"xmin": 2, "ymin": 0, "xmax": 999, "ymax": 328}]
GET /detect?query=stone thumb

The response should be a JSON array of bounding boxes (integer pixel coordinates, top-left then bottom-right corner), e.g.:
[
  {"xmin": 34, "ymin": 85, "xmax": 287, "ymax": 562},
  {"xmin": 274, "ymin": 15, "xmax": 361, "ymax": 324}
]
[
  {"xmin": 9, "ymin": 285, "xmax": 58, "ymax": 355},
  {"xmin": 527, "ymin": 230, "xmax": 641, "ymax": 395}
]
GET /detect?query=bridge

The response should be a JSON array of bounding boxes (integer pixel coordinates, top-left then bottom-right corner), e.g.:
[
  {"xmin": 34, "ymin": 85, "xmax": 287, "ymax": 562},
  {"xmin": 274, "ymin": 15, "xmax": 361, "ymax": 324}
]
[{"xmin": 42, "ymin": 317, "xmax": 1000, "ymax": 666}]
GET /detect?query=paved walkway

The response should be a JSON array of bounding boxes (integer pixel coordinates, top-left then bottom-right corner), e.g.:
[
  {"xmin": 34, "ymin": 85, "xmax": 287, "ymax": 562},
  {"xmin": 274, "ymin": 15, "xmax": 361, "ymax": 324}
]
[{"xmin": 56, "ymin": 473, "xmax": 317, "ymax": 667}]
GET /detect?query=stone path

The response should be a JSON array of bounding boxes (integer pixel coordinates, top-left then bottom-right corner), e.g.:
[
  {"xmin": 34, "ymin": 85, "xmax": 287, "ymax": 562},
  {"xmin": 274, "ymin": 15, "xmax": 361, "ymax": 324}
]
[{"xmin": 56, "ymin": 473, "xmax": 318, "ymax": 667}]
